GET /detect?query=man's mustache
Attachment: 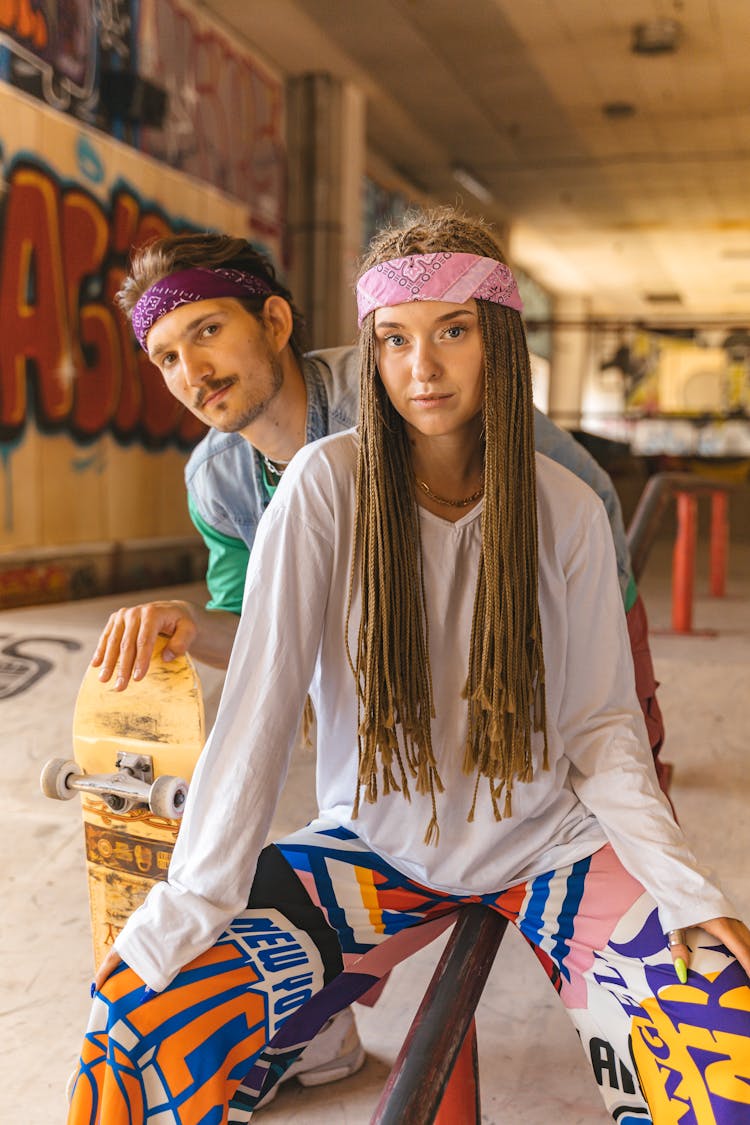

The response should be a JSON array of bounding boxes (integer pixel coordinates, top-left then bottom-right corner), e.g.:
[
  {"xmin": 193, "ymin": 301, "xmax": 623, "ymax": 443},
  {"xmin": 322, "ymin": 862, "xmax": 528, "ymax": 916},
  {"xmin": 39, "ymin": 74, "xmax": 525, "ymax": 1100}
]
[{"xmin": 194, "ymin": 377, "xmax": 236, "ymax": 409}]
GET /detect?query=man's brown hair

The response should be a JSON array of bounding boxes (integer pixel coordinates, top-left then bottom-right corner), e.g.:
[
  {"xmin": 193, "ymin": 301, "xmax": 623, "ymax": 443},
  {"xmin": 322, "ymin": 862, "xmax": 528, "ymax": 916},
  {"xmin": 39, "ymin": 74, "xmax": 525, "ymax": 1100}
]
[{"xmin": 116, "ymin": 233, "xmax": 307, "ymax": 358}]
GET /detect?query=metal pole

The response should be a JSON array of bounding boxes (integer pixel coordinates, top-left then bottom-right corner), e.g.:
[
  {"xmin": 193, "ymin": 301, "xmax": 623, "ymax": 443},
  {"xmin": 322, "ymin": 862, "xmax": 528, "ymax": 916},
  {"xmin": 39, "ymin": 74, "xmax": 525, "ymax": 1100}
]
[
  {"xmin": 672, "ymin": 491, "xmax": 697, "ymax": 633},
  {"xmin": 370, "ymin": 907, "xmax": 508, "ymax": 1125},
  {"xmin": 627, "ymin": 471, "xmax": 695, "ymax": 583},
  {"xmin": 433, "ymin": 1020, "xmax": 479, "ymax": 1125},
  {"xmin": 709, "ymin": 490, "xmax": 728, "ymax": 598}
]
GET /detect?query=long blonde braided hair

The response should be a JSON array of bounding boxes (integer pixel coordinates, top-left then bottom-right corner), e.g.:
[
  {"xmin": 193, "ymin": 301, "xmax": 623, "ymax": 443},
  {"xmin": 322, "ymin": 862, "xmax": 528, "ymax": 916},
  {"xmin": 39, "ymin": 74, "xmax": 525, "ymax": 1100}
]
[{"xmin": 346, "ymin": 208, "xmax": 547, "ymax": 844}]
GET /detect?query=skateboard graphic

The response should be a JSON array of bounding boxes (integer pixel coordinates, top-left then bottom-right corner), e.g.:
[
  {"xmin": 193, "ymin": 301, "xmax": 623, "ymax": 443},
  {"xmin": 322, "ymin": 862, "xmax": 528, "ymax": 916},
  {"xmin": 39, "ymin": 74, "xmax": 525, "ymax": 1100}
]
[{"xmin": 40, "ymin": 636, "xmax": 204, "ymax": 968}]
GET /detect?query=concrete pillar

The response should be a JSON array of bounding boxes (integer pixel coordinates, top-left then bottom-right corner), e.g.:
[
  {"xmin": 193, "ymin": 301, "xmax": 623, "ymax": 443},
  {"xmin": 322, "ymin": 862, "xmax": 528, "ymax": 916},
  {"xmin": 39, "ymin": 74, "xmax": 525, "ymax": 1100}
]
[
  {"xmin": 548, "ymin": 294, "xmax": 591, "ymax": 429},
  {"xmin": 285, "ymin": 74, "xmax": 365, "ymax": 348}
]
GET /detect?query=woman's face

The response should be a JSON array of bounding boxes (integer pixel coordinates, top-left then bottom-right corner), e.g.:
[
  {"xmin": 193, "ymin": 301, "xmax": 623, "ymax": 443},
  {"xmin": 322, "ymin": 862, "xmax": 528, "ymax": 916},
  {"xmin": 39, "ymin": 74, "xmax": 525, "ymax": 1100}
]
[{"xmin": 373, "ymin": 299, "xmax": 484, "ymax": 443}]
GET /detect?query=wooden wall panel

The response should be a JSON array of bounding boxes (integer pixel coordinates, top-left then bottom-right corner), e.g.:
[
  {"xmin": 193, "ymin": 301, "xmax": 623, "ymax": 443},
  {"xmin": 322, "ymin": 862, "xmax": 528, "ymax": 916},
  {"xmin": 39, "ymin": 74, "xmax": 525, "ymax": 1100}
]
[{"xmin": 0, "ymin": 86, "xmax": 249, "ymax": 563}]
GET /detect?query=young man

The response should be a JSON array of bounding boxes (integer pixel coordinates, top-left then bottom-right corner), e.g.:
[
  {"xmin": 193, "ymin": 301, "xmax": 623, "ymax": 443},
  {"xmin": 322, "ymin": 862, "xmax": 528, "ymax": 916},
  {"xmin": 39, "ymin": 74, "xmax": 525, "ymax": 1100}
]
[
  {"xmin": 96, "ymin": 236, "xmax": 366, "ymax": 1101},
  {"xmin": 95, "ymin": 235, "xmax": 665, "ymax": 790}
]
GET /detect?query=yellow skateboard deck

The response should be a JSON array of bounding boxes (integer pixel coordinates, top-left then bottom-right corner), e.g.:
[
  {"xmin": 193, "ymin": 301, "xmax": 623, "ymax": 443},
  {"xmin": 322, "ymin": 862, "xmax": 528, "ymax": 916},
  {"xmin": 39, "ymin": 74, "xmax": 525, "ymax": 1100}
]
[{"xmin": 41, "ymin": 636, "xmax": 204, "ymax": 969}]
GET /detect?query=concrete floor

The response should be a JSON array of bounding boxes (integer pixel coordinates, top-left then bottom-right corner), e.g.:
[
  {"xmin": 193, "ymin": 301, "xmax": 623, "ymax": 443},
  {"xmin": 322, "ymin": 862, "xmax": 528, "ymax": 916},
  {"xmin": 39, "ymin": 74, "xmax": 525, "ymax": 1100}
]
[{"xmin": 1, "ymin": 539, "xmax": 748, "ymax": 1124}]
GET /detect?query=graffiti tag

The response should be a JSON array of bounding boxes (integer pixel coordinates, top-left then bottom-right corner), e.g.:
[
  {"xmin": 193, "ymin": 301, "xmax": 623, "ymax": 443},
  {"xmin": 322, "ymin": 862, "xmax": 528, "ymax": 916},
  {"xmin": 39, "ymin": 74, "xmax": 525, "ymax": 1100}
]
[{"xmin": 0, "ymin": 634, "xmax": 82, "ymax": 698}]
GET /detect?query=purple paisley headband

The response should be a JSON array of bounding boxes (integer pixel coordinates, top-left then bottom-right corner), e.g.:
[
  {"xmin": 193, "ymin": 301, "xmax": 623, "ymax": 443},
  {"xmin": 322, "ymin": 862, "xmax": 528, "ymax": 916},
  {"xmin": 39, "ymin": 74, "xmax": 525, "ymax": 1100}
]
[
  {"xmin": 131, "ymin": 267, "xmax": 273, "ymax": 350},
  {"xmin": 356, "ymin": 252, "xmax": 523, "ymax": 327}
]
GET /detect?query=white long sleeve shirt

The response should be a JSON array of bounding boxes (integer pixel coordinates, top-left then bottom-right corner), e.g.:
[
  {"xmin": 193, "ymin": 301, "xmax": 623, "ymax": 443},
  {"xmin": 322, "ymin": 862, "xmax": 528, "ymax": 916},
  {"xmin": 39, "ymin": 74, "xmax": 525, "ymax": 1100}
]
[{"xmin": 116, "ymin": 431, "xmax": 734, "ymax": 991}]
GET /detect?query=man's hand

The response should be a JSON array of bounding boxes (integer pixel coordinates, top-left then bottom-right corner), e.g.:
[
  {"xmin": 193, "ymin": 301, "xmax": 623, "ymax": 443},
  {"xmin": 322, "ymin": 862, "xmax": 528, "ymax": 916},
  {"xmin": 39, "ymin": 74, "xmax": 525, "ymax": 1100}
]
[
  {"xmin": 91, "ymin": 600, "xmax": 240, "ymax": 690},
  {"xmin": 91, "ymin": 600, "xmax": 200, "ymax": 690}
]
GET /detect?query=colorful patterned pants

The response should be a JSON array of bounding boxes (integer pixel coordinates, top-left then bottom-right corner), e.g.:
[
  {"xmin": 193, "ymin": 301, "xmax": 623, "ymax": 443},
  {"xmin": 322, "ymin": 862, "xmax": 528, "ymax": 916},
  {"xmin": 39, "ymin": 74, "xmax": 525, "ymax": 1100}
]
[{"xmin": 69, "ymin": 823, "xmax": 750, "ymax": 1124}]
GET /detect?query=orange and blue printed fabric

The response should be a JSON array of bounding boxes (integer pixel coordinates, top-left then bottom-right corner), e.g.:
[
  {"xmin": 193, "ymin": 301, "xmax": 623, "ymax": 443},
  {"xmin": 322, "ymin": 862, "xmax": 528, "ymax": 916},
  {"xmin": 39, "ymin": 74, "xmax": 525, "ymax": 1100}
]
[{"xmin": 69, "ymin": 821, "xmax": 750, "ymax": 1124}]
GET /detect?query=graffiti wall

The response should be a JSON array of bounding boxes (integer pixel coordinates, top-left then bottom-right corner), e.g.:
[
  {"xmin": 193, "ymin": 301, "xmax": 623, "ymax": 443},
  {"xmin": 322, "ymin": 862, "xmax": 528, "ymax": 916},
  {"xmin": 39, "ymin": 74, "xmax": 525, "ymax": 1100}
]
[
  {"xmin": 137, "ymin": 0, "xmax": 285, "ymax": 248},
  {"xmin": 0, "ymin": 0, "xmax": 285, "ymax": 253},
  {"xmin": 0, "ymin": 82, "xmax": 252, "ymax": 567},
  {"xmin": 0, "ymin": 3, "xmax": 286, "ymax": 606}
]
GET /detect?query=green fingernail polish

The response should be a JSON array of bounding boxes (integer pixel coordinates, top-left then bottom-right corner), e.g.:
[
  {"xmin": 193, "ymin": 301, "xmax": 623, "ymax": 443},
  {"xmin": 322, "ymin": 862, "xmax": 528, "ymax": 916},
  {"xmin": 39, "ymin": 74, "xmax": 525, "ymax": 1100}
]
[{"xmin": 675, "ymin": 957, "xmax": 687, "ymax": 983}]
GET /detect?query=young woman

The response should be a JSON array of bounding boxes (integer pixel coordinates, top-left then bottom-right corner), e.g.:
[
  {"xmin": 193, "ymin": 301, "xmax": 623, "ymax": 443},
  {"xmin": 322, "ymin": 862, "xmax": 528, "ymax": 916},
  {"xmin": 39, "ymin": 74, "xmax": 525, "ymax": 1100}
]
[{"xmin": 69, "ymin": 209, "xmax": 750, "ymax": 1124}]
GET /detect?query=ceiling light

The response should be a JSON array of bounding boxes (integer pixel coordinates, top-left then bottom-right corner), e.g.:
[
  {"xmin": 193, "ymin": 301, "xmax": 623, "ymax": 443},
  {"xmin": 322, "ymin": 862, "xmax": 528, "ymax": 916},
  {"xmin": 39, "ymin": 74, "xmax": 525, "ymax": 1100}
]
[
  {"xmin": 643, "ymin": 292, "xmax": 683, "ymax": 304},
  {"xmin": 452, "ymin": 165, "xmax": 493, "ymax": 204},
  {"xmin": 631, "ymin": 19, "xmax": 682, "ymax": 55},
  {"xmin": 602, "ymin": 101, "xmax": 636, "ymax": 119}
]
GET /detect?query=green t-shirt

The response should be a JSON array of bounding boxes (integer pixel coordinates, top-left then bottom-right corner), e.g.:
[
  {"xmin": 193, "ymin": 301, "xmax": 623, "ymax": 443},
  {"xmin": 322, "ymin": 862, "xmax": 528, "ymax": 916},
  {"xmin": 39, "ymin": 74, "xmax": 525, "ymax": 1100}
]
[
  {"xmin": 624, "ymin": 572, "xmax": 638, "ymax": 614},
  {"xmin": 188, "ymin": 494, "xmax": 250, "ymax": 616},
  {"xmin": 189, "ymin": 465, "xmax": 278, "ymax": 615}
]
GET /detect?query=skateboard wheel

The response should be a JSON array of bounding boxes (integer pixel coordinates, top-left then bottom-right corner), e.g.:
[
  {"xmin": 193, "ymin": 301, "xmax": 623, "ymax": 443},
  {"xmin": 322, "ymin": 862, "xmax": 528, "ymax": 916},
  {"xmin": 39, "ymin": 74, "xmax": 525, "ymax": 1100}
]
[
  {"xmin": 40, "ymin": 757, "xmax": 81, "ymax": 801},
  {"xmin": 149, "ymin": 775, "xmax": 188, "ymax": 819}
]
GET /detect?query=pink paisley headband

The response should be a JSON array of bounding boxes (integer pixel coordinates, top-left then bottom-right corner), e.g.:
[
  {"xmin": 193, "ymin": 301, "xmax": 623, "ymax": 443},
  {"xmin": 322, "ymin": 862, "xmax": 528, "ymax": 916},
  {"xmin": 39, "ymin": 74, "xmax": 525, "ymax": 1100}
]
[
  {"xmin": 131, "ymin": 267, "xmax": 273, "ymax": 350},
  {"xmin": 355, "ymin": 252, "xmax": 523, "ymax": 326}
]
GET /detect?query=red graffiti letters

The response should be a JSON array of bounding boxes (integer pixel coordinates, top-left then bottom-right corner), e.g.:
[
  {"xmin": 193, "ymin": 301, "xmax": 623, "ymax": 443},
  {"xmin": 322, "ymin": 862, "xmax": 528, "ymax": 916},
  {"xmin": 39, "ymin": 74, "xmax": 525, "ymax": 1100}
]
[
  {"xmin": 0, "ymin": 0, "xmax": 49, "ymax": 50},
  {"xmin": 0, "ymin": 161, "xmax": 206, "ymax": 447}
]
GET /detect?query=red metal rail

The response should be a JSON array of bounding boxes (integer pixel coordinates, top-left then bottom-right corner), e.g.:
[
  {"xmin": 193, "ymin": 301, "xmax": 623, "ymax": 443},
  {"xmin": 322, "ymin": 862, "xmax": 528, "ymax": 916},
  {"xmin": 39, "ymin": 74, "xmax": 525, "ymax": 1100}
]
[
  {"xmin": 626, "ymin": 472, "xmax": 734, "ymax": 632},
  {"xmin": 370, "ymin": 907, "xmax": 508, "ymax": 1125}
]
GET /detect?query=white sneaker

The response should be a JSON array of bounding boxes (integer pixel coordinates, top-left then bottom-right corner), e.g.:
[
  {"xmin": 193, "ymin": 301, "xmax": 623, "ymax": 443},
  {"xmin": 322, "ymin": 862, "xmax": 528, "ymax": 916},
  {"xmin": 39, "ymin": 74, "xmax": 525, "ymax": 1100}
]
[{"xmin": 256, "ymin": 1007, "xmax": 366, "ymax": 1108}]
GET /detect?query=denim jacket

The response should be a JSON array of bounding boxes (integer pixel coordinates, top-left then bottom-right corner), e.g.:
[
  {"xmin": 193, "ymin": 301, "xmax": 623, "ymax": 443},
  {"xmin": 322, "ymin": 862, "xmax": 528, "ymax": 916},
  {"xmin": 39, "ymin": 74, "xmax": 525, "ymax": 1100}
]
[{"xmin": 186, "ymin": 347, "xmax": 359, "ymax": 541}]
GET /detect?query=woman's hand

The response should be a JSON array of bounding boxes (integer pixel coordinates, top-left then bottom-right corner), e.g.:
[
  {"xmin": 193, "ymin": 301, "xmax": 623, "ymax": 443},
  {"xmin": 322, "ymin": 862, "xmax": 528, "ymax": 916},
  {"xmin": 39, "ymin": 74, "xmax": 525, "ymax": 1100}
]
[
  {"xmin": 94, "ymin": 947, "xmax": 123, "ymax": 993},
  {"xmin": 93, "ymin": 948, "xmax": 159, "ymax": 1003},
  {"xmin": 668, "ymin": 917, "xmax": 750, "ymax": 981}
]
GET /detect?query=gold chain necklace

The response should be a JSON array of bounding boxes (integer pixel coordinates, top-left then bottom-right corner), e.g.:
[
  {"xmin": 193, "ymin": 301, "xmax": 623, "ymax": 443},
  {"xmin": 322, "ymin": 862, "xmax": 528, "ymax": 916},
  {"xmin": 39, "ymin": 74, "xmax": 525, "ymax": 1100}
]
[{"xmin": 415, "ymin": 476, "xmax": 484, "ymax": 508}]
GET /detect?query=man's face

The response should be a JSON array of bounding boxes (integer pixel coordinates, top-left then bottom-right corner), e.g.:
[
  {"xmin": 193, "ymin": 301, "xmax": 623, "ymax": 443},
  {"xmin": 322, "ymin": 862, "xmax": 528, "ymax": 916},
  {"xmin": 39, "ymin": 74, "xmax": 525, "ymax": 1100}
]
[{"xmin": 145, "ymin": 297, "xmax": 284, "ymax": 433}]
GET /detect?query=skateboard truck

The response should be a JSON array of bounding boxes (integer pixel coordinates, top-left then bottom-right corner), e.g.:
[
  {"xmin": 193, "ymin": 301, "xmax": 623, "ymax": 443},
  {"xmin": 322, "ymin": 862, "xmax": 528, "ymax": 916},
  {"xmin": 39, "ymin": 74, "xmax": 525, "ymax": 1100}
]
[
  {"xmin": 41, "ymin": 638, "xmax": 203, "ymax": 968},
  {"xmin": 40, "ymin": 751, "xmax": 189, "ymax": 819}
]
